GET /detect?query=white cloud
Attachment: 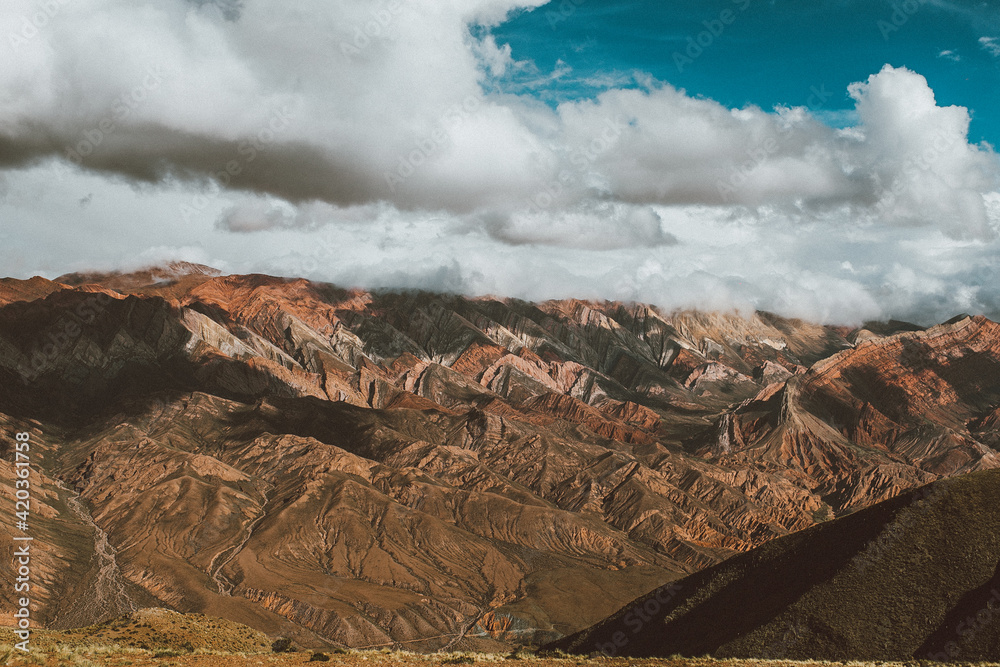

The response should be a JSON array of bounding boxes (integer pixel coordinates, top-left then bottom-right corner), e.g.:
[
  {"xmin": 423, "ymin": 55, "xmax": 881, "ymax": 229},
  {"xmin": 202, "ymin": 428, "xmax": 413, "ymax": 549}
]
[
  {"xmin": 480, "ymin": 203, "xmax": 678, "ymax": 249},
  {"xmin": 1, "ymin": 1, "xmax": 999, "ymax": 325},
  {"xmin": 1, "ymin": 1, "xmax": 996, "ymax": 236},
  {"xmin": 938, "ymin": 49, "xmax": 962, "ymax": 62},
  {"xmin": 847, "ymin": 65, "xmax": 998, "ymax": 240},
  {"xmin": 472, "ymin": 34, "xmax": 516, "ymax": 78},
  {"xmin": 217, "ymin": 197, "xmax": 297, "ymax": 233},
  {"xmin": 980, "ymin": 36, "xmax": 1000, "ymax": 56}
]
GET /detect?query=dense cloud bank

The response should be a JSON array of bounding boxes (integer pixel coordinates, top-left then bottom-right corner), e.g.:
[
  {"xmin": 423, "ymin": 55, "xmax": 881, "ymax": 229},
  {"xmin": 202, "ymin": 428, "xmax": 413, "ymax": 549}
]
[{"xmin": 1, "ymin": 0, "xmax": 999, "ymax": 324}]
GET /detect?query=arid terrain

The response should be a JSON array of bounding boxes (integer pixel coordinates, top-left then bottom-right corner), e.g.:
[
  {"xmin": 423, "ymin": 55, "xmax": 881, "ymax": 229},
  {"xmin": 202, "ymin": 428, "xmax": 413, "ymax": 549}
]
[
  {"xmin": 1, "ymin": 263, "xmax": 999, "ymax": 655},
  {"xmin": 553, "ymin": 469, "xmax": 1000, "ymax": 660},
  {"xmin": 2, "ymin": 611, "xmax": 999, "ymax": 667}
]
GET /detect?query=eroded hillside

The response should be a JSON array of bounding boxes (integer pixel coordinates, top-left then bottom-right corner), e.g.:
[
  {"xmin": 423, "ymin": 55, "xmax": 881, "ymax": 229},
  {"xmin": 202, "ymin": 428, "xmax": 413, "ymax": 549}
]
[{"xmin": 0, "ymin": 263, "xmax": 997, "ymax": 649}]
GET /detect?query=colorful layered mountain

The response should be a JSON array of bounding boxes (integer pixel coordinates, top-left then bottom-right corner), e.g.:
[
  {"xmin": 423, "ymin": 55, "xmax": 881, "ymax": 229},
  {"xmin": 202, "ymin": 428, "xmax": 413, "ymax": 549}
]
[{"xmin": 0, "ymin": 264, "xmax": 997, "ymax": 650}]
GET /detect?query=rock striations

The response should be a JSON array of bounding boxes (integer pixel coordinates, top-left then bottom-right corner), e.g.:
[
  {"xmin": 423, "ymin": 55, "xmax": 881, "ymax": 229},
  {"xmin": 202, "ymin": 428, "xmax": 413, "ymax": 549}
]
[
  {"xmin": 0, "ymin": 264, "xmax": 997, "ymax": 650},
  {"xmin": 549, "ymin": 469, "xmax": 1000, "ymax": 661}
]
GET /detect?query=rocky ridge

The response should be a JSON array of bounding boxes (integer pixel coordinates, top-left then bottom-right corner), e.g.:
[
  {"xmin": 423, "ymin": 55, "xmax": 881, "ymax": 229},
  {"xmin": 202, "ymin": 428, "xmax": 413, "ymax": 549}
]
[{"xmin": 0, "ymin": 264, "xmax": 997, "ymax": 649}]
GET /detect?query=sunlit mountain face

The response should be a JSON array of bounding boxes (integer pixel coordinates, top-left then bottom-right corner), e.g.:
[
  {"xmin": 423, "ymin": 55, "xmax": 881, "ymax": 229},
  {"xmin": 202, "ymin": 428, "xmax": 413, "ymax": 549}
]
[{"xmin": 1, "ymin": 266, "xmax": 999, "ymax": 648}]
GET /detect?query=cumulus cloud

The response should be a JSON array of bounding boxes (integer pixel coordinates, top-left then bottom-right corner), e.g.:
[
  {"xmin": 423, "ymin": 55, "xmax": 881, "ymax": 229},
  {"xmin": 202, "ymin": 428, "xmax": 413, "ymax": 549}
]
[
  {"xmin": 1, "ymin": 0, "xmax": 554, "ymax": 212},
  {"xmin": 481, "ymin": 203, "xmax": 678, "ymax": 249},
  {"xmin": 1, "ymin": 0, "xmax": 1000, "ymax": 324},
  {"xmin": 4, "ymin": 159, "xmax": 1000, "ymax": 326},
  {"xmin": 2, "ymin": 0, "xmax": 997, "ymax": 241},
  {"xmin": 217, "ymin": 198, "xmax": 297, "ymax": 233},
  {"xmin": 847, "ymin": 65, "xmax": 999, "ymax": 240},
  {"xmin": 981, "ymin": 36, "xmax": 1000, "ymax": 56}
]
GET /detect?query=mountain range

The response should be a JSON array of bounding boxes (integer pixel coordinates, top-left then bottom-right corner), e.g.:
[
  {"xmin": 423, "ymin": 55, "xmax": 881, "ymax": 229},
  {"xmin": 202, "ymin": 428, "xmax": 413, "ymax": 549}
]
[{"xmin": 0, "ymin": 263, "xmax": 998, "ymax": 652}]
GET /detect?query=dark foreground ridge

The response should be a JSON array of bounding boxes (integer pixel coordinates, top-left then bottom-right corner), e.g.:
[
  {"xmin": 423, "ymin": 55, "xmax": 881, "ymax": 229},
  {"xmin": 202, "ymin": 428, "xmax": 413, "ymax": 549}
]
[{"xmin": 549, "ymin": 470, "xmax": 1000, "ymax": 661}]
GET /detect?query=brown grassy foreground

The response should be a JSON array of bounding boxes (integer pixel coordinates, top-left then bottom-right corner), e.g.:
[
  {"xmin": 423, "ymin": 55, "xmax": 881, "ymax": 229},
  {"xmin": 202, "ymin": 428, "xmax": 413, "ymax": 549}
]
[
  {"xmin": 2, "ymin": 626, "xmax": 1000, "ymax": 667},
  {"xmin": 2, "ymin": 610, "xmax": 999, "ymax": 667},
  {"xmin": 2, "ymin": 647, "xmax": 1000, "ymax": 667}
]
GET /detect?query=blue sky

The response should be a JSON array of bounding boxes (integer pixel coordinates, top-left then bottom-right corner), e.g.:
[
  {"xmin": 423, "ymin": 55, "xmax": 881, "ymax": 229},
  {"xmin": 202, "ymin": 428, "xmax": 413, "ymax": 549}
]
[
  {"xmin": 1, "ymin": 0, "xmax": 1000, "ymax": 324},
  {"xmin": 491, "ymin": 0, "xmax": 1000, "ymax": 145}
]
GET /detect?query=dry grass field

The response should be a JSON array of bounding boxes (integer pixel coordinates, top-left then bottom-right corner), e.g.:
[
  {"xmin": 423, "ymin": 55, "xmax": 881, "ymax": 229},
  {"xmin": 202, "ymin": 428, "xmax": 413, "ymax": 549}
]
[
  {"xmin": 1, "ymin": 618, "xmax": 999, "ymax": 667},
  {"xmin": 4, "ymin": 642, "xmax": 1000, "ymax": 667}
]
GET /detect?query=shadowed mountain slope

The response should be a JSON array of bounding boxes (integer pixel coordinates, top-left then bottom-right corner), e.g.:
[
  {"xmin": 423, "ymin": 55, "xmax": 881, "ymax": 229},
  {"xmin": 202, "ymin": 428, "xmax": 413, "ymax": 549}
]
[{"xmin": 549, "ymin": 469, "xmax": 1000, "ymax": 661}]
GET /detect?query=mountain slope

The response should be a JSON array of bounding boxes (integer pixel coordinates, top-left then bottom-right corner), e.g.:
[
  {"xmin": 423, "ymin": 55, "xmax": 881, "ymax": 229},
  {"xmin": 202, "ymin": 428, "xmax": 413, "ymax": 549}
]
[
  {"xmin": 0, "ymin": 264, "xmax": 998, "ymax": 650},
  {"xmin": 548, "ymin": 469, "xmax": 1000, "ymax": 661}
]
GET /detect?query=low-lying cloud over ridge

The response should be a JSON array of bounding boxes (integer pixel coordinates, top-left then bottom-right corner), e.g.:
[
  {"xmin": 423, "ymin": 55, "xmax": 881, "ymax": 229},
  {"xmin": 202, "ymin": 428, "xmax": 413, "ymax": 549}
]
[{"xmin": 1, "ymin": 0, "xmax": 999, "ymax": 325}]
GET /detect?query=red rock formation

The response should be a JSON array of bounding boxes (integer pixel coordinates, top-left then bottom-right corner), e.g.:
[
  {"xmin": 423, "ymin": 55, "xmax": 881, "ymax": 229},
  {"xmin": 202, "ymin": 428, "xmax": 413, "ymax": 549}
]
[{"xmin": 0, "ymin": 265, "xmax": 997, "ymax": 651}]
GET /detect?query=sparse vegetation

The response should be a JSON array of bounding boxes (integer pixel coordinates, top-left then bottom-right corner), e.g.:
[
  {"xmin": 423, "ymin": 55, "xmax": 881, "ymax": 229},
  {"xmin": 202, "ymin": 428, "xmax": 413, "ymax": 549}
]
[
  {"xmin": 271, "ymin": 637, "xmax": 295, "ymax": 653},
  {"xmin": 3, "ymin": 626, "xmax": 1000, "ymax": 667},
  {"xmin": 152, "ymin": 648, "xmax": 187, "ymax": 658},
  {"xmin": 2, "ymin": 645, "xmax": 999, "ymax": 666},
  {"xmin": 811, "ymin": 504, "xmax": 834, "ymax": 522}
]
